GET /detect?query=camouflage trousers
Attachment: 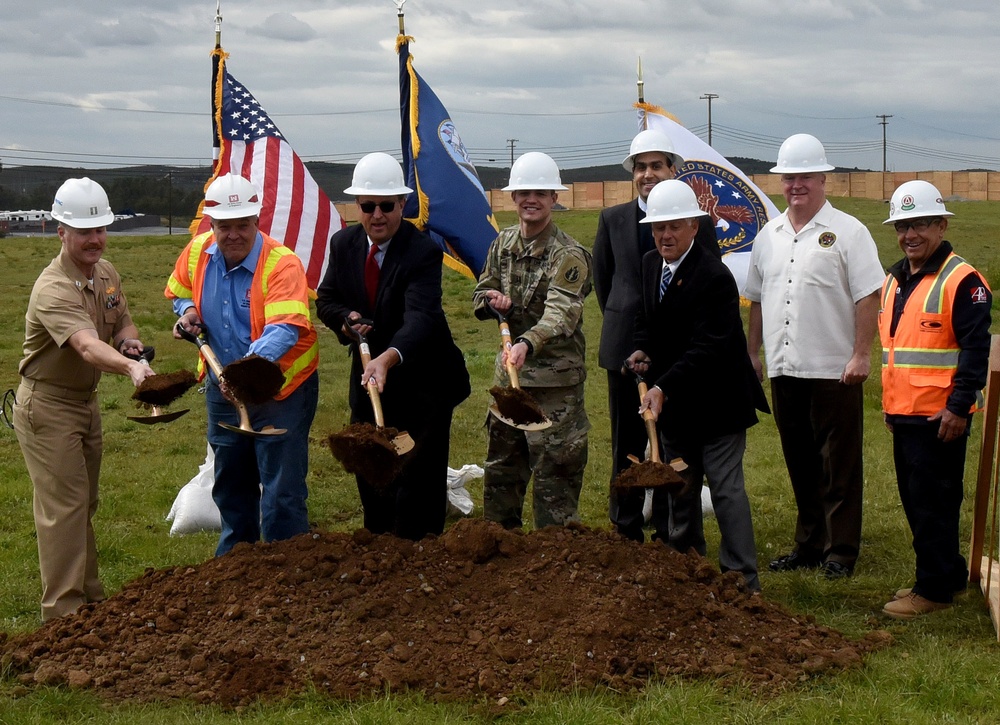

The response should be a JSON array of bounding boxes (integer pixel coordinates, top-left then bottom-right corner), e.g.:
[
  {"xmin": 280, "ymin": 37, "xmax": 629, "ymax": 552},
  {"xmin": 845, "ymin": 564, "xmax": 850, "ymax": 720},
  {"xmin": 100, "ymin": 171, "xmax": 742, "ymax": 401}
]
[{"xmin": 483, "ymin": 382, "xmax": 590, "ymax": 530}]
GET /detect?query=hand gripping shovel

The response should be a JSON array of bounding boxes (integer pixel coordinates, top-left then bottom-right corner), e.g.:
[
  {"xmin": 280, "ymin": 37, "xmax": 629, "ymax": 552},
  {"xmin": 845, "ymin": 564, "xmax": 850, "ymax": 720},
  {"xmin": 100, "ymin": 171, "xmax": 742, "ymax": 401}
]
[
  {"xmin": 174, "ymin": 322, "xmax": 286, "ymax": 437},
  {"xmin": 483, "ymin": 303, "xmax": 551, "ymax": 431},
  {"xmin": 345, "ymin": 321, "xmax": 414, "ymax": 455},
  {"xmin": 327, "ymin": 320, "xmax": 414, "ymax": 491},
  {"xmin": 611, "ymin": 362, "xmax": 686, "ymax": 492},
  {"xmin": 126, "ymin": 346, "xmax": 192, "ymax": 425}
]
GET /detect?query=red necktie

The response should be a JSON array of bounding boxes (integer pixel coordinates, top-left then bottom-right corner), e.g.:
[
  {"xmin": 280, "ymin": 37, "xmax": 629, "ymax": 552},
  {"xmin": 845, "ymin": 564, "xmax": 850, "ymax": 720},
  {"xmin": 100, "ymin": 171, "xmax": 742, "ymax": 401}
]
[{"xmin": 365, "ymin": 243, "xmax": 380, "ymax": 309}]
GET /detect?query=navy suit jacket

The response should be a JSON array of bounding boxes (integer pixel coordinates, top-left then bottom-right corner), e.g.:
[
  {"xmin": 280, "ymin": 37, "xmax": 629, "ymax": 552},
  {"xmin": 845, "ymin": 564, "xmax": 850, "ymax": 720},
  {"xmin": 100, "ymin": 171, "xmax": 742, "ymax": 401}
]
[
  {"xmin": 633, "ymin": 240, "xmax": 768, "ymax": 442},
  {"xmin": 315, "ymin": 220, "xmax": 470, "ymax": 424},
  {"xmin": 594, "ymin": 198, "xmax": 720, "ymax": 371}
]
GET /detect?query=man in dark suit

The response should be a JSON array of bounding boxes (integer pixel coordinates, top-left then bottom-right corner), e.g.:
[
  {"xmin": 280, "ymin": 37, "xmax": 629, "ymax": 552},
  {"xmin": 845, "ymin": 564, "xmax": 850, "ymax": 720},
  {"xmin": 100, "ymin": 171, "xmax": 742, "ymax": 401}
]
[
  {"xmin": 627, "ymin": 180, "xmax": 768, "ymax": 590},
  {"xmin": 316, "ymin": 152, "xmax": 471, "ymax": 540},
  {"xmin": 594, "ymin": 129, "xmax": 721, "ymax": 542}
]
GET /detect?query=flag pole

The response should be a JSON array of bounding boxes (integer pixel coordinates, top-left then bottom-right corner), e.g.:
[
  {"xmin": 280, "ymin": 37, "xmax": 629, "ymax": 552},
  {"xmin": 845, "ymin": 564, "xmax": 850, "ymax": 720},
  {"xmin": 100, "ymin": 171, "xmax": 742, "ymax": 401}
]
[
  {"xmin": 395, "ymin": 0, "xmax": 407, "ymax": 34},
  {"xmin": 637, "ymin": 56, "xmax": 648, "ymax": 130}
]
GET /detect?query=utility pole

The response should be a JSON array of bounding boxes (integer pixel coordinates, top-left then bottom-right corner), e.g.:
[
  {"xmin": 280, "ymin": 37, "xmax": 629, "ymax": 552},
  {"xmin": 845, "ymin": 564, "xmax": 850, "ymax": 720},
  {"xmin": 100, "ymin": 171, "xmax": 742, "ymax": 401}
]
[
  {"xmin": 506, "ymin": 138, "xmax": 518, "ymax": 169},
  {"xmin": 700, "ymin": 93, "xmax": 719, "ymax": 146},
  {"xmin": 876, "ymin": 114, "xmax": 893, "ymax": 173}
]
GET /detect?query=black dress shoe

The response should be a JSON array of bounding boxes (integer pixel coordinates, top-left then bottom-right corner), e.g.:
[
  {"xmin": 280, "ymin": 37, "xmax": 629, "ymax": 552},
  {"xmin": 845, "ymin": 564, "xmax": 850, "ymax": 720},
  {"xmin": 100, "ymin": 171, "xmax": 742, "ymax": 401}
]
[
  {"xmin": 768, "ymin": 550, "xmax": 822, "ymax": 572},
  {"xmin": 821, "ymin": 560, "xmax": 853, "ymax": 579}
]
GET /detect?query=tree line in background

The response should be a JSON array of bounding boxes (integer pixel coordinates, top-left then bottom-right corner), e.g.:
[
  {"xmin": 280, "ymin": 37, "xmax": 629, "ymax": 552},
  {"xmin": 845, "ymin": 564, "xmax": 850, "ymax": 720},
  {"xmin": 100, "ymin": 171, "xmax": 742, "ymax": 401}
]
[{"xmin": 0, "ymin": 156, "xmax": 782, "ymax": 220}]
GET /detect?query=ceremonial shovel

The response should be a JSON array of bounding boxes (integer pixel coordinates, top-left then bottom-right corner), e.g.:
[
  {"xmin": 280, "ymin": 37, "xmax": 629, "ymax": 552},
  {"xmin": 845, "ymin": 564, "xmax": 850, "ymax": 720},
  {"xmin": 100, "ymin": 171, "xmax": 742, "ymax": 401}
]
[
  {"xmin": 613, "ymin": 363, "xmax": 686, "ymax": 491},
  {"xmin": 484, "ymin": 303, "xmax": 551, "ymax": 431},
  {"xmin": 126, "ymin": 347, "xmax": 191, "ymax": 425},
  {"xmin": 174, "ymin": 322, "xmax": 287, "ymax": 438},
  {"xmin": 346, "ymin": 321, "xmax": 414, "ymax": 455}
]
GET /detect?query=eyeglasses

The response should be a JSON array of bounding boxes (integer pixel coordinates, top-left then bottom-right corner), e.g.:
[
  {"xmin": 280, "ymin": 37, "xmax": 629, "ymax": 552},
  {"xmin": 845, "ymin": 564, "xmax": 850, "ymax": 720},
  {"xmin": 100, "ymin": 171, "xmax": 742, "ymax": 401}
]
[
  {"xmin": 358, "ymin": 200, "xmax": 397, "ymax": 214},
  {"xmin": 893, "ymin": 218, "xmax": 939, "ymax": 234}
]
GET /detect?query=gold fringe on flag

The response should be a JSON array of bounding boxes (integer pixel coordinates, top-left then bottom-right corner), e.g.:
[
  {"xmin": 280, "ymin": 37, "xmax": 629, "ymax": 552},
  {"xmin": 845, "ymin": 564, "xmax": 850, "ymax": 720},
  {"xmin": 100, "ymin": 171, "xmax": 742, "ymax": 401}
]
[{"xmin": 189, "ymin": 47, "xmax": 229, "ymax": 236}]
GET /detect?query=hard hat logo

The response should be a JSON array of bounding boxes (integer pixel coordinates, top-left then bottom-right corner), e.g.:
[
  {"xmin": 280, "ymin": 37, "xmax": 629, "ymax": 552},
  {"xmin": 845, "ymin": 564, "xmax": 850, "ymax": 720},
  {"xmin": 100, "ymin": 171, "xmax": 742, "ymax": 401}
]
[
  {"xmin": 900, "ymin": 195, "xmax": 915, "ymax": 212},
  {"xmin": 203, "ymin": 173, "xmax": 263, "ymax": 219}
]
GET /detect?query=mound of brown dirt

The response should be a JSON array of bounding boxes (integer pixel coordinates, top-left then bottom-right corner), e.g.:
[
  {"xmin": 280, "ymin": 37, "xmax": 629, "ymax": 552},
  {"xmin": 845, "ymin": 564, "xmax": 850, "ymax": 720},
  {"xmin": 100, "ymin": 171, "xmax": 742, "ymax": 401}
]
[
  {"xmin": 0, "ymin": 519, "xmax": 891, "ymax": 708},
  {"xmin": 489, "ymin": 386, "xmax": 548, "ymax": 425},
  {"xmin": 132, "ymin": 369, "xmax": 198, "ymax": 407},
  {"xmin": 223, "ymin": 355, "xmax": 284, "ymax": 405},
  {"xmin": 327, "ymin": 423, "xmax": 405, "ymax": 490},
  {"xmin": 611, "ymin": 459, "xmax": 685, "ymax": 491}
]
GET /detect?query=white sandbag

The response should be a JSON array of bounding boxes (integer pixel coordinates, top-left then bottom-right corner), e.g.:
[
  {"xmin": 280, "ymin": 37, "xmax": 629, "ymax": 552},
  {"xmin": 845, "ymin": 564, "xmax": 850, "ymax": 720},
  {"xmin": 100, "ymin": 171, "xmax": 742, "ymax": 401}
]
[
  {"xmin": 166, "ymin": 444, "xmax": 222, "ymax": 536},
  {"xmin": 446, "ymin": 464, "xmax": 482, "ymax": 517},
  {"xmin": 641, "ymin": 485, "xmax": 715, "ymax": 522}
]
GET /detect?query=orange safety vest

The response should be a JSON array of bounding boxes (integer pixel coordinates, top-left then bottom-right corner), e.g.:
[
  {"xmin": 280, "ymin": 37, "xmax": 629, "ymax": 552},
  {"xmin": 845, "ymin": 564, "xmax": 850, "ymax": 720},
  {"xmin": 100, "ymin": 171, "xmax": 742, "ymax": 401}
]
[
  {"xmin": 164, "ymin": 231, "xmax": 318, "ymax": 400},
  {"xmin": 879, "ymin": 252, "xmax": 987, "ymax": 417}
]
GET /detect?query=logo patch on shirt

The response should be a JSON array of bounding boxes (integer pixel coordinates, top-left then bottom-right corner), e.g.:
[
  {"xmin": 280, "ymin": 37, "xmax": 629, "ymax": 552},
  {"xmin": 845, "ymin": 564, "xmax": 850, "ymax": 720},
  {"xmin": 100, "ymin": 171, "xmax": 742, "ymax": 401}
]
[
  {"xmin": 919, "ymin": 320, "xmax": 943, "ymax": 332},
  {"xmin": 104, "ymin": 287, "xmax": 121, "ymax": 310},
  {"xmin": 818, "ymin": 232, "xmax": 837, "ymax": 248},
  {"xmin": 564, "ymin": 266, "xmax": 580, "ymax": 284},
  {"xmin": 971, "ymin": 286, "xmax": 989, "ymax": 304}
]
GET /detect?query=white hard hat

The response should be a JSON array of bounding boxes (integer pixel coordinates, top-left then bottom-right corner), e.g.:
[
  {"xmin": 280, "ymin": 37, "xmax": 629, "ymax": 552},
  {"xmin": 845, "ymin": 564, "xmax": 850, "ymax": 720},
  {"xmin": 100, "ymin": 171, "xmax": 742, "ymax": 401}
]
[
  {"xmin": 770, "ymin": 133, "xmax": 835, "ymax": 174},
  {"xmin": 203, "ymin": 173, "xmax": 262, "ymax": 219},
  {"xmin": 884, "ymin": 180, "xmax": 954, "ymax": 224},
  {"xmin": 502, "ymin": 152, "xmax": 568, "ymax": 191},
  {"xmin": 640, "ymin": 180, "xmax": 709, "ymax": 224},
  {"xmin": 344, "ymin": 152, "xmax": 413, "ymax": 195},
  {"xmin": 51, "ymin": 177, "xmax": 115, "ymax": 228},
  {"xmin": 621, "ymin": 129, "xmax": 684, "ymax": 172}
]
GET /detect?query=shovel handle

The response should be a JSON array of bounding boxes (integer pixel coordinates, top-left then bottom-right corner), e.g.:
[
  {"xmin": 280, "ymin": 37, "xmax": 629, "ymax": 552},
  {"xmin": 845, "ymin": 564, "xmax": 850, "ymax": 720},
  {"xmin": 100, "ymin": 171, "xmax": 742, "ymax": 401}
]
[
  {"xmin": 175, "ymin": 321, "xmax": 254, "ymax": 424},
  {"xmin": 498, "ymin": 320, "xmax": 521, "ymax": 389},
  {"xmin": 357, "ymin": 339, "xmax": 386, "ymax": 428},
  {"xmin": 636, "ymin": 380, "xmax": 662, "ymax": 464}
]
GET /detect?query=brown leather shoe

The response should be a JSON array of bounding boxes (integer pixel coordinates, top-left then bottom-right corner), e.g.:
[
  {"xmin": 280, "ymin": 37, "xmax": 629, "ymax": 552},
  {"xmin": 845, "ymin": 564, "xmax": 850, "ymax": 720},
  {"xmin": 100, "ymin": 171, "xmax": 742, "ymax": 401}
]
[
  {"xmin": 882, "ymin": 592, "xmax": 952, "ymax": 620},
  {"xmin": 892, "ymin": 584, "xmax": 967, "ymax": 601}
]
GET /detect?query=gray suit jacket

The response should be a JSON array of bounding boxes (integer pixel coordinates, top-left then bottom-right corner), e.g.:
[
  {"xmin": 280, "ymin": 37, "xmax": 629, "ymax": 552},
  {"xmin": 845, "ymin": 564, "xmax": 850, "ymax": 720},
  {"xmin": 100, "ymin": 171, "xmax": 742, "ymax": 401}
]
[{"xmin": 593, "ymin": 199, "xmax": 720, "ymax": 371}]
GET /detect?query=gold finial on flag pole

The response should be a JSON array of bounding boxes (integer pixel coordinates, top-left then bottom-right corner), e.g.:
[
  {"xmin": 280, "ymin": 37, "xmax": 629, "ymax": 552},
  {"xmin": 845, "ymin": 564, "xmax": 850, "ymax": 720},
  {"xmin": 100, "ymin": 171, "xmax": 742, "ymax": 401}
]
[
  {"xmin": 636, "ymin": 56, "xmax": 644, "ymax": 104},
  {"xmin": 215, "ymin": 0, "xmax": 223, "ymax": 48},
  {"xmin": 394, "ymin": 0, "xmax": 407, "ymax": 34}
]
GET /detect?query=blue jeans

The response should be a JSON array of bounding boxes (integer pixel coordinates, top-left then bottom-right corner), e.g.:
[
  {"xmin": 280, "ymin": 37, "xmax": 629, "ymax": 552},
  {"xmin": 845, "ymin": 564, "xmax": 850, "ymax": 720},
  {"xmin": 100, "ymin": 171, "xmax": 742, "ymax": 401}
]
[{"xmin": 207, "ymin": 372, "xmax": 318, "ymax": 555}]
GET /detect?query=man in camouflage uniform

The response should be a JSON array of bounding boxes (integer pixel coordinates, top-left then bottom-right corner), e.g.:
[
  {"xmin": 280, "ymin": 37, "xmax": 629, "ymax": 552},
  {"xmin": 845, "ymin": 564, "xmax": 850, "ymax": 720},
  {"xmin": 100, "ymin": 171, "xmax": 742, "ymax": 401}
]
[{"xmin": 473, "ymin": 152, "xmax": 593, "ymax": 529}]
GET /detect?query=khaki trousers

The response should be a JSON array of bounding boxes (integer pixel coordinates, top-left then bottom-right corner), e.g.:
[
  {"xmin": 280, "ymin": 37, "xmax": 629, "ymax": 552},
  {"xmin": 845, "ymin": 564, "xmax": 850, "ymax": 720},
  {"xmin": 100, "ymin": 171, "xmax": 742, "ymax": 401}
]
[{"xmin": 14, "ymin": 381, "xmax": 105, "ymax": 621}]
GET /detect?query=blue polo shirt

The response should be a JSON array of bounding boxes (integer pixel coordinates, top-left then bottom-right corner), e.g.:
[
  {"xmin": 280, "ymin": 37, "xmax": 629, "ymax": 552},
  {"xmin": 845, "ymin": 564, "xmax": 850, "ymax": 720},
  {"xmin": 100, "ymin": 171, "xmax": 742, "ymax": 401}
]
[{"xmin": 172, "ymin": 232, "xmax": 298, "ymax": 379}]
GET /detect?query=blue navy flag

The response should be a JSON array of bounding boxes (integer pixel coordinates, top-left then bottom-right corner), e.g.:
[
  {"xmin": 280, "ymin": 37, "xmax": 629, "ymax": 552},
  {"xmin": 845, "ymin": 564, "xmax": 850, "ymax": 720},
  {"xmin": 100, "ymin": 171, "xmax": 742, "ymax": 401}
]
[{"xmin": 397, "ymin": 35, "xmax": 499, "ymax": 278}]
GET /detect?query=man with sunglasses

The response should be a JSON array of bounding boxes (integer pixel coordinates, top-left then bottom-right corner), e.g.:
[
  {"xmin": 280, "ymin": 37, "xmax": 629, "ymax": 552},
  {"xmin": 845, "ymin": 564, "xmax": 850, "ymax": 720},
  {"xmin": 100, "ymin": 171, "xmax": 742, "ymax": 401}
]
[
  {"xmin": 316, "ymin": 153, "xmax": 470, "ymax": 540},
  {"xmin": 745, "ymin": 134, "xmax": 884, "ymax": 580},
  {"xmin": 879, "ymin": 180, "xmax": 991, "ymax": 619}
]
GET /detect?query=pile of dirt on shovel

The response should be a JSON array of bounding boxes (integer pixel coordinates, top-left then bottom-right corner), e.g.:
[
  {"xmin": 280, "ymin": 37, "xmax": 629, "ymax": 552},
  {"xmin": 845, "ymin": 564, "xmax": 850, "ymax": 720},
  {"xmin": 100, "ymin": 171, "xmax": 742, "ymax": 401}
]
[{"xmin": 0, "ymin": 519, "xmax": 892, "ymax": 708}]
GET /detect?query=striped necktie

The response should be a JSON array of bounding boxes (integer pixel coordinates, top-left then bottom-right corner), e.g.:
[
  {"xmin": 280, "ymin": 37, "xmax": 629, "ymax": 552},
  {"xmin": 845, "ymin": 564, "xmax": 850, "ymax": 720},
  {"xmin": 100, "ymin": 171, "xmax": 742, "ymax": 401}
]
[{"xmin": 659, "ymin": 265, "xmax": 672, "ymax": 301}]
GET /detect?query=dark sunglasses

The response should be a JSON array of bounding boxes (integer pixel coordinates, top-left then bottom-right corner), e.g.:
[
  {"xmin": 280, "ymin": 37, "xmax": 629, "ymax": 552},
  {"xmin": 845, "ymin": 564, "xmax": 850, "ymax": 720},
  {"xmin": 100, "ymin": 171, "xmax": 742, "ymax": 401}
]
[
  {"xmin": 893, "ymin": 218, "xmax": 939, "ymax": 234},
  {"xmin": 358, "ymin": 200, "xmax": 397, "ymax": 214}
]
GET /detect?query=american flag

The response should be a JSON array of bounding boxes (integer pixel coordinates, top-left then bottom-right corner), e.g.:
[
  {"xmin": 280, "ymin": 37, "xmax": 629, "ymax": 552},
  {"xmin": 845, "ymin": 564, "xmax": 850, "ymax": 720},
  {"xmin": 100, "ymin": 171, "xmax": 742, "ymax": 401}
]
[{"xmin": 191, "ymin": 53, "xmax": 344, "ymax": 289}]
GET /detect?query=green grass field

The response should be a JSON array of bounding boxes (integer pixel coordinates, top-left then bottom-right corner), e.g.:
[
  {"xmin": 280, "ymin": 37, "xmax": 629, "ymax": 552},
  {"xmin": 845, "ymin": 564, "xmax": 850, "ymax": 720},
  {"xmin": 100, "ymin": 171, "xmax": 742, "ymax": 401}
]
[{"xmin": 1, "ymin": 197, "xmax": 1000, "ymax": 723}]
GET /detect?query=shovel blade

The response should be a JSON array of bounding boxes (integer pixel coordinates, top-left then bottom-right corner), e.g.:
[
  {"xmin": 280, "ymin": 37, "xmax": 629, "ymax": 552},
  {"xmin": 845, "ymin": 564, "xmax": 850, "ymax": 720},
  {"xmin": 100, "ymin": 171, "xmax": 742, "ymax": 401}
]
[
  {"xmin": 127, "ymin": 409, "xmax": 190, "ymax": 425},
  {"xmin": 488, "ymin": 403, "xmax": 552, "ymax": 431},
  {"xmin": 218, "ymin": 421, "xmax": 288, "ymax": 437},
  {"xmin": 391, "ymin": 431, "xmax": 415, "ymax": 455}
]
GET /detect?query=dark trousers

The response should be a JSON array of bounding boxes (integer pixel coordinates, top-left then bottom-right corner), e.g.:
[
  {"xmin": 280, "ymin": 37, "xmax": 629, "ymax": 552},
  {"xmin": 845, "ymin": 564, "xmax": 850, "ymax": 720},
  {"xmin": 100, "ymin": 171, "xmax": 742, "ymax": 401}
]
[
  {"xmin": 658, "ymin": 431, "xmax": 760, "ymax": 590},
  {"xmin": 771, "ymin": 376, "xmax": 864, "ymax": 567},
  {"xmin": 355, "ymin": 405, "xmax": 453, "ymax": 541},
  {"xmin": 208, "ymin": 373, "xmax": 318, "ymax": 556},
  {"xmin": 893, "ymin": 422, "xmax": 969, "ymax": 603},
  {"xmin": 607, "ymin": 370, "xmax": 655, "ymax": 540}
]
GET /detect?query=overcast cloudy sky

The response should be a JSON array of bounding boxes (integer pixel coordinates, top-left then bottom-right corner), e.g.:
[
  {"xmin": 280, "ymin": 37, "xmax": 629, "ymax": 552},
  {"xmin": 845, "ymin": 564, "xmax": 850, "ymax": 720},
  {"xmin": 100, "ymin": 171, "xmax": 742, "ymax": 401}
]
[{"xmin": 1, "ymin": 0, "xmax": 997, "ymax": 174}]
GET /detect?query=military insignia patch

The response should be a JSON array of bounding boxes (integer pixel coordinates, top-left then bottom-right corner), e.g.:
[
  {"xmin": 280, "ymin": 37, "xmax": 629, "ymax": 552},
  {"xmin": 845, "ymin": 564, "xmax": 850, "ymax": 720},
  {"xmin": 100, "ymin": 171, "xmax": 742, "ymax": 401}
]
[
  {"xmin": 675, "ymin": 162, "xmax": 770, "ymax": 255},
  {"xmin": 564, "ymin": 266, "xmax": 580, "ymax": 284},
  {"xmin": 818, "ymin": 232, "xmax": 837, "ymax": 248}
]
